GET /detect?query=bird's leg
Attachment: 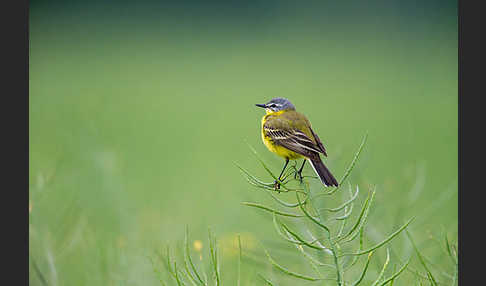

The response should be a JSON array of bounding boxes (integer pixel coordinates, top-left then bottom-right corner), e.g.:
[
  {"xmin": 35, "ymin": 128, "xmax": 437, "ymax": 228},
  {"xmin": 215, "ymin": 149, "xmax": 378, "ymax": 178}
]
[
  {"xmin": 277, "ymin": 158, "xmax": 290, "ymax": 181},
  {"xmin": 281, "ymin": 161, "xmax": 297, "ymax": 182},
  {"xmin": 295, "ymin": 159, "xmax": 306, "ymax": 182},
  {"xmin": 274, "ymin": 158, "xmax": 289, "ymax": 191}
]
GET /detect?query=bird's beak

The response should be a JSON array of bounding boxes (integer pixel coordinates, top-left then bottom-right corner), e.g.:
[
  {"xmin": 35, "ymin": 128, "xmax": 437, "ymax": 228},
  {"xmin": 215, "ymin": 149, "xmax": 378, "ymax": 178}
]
[{"xmin": 255, "ymin": 104, "xmax": 267, "ymax": 108}]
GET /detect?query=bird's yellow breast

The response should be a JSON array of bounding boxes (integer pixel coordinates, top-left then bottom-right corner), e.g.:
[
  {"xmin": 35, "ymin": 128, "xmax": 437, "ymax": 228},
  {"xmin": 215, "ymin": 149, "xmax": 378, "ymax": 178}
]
[{"xmin": 261, "ymin": 111, "xmax": 303, "ymax": 160}]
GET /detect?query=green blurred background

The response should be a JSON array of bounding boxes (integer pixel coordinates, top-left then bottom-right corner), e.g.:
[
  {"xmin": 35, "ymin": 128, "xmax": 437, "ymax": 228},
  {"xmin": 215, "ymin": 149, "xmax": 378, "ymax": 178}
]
[{"xmin": 29, "ymin": 0, "xmax": 457, "ymax": 285}]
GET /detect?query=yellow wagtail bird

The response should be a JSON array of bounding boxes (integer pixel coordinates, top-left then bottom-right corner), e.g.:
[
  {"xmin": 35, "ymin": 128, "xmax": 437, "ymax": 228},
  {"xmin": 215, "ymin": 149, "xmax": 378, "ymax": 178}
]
[{"xmin": 256, "ymin": 97, "xmax": 338, "ymax": 188}]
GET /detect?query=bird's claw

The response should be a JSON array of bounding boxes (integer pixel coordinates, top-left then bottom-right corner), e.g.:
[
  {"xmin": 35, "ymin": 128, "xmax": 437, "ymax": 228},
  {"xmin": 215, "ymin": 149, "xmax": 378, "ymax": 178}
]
[{"xmin": 273, "ymin": 180, "xmax": 281, "ymax": 193}]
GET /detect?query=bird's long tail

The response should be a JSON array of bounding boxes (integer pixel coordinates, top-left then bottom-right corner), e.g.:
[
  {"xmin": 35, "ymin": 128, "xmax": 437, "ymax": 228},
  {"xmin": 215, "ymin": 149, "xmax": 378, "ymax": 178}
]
[{"xmin": 308, "ymin": 157, "xmax": 339, "ymax": 187}]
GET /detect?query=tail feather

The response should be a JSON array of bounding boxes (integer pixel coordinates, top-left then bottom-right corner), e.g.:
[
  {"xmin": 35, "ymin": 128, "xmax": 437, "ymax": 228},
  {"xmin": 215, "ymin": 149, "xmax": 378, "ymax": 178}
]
[{"xmin": 308, "ymin": 158, "xmax": 339, "ymax": 187}]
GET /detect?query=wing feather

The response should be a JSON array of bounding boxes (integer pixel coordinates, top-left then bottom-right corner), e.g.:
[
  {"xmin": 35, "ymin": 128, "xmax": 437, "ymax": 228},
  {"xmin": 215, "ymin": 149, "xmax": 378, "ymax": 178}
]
[
  {"xmin": 309, "ymin": 126, "xmax": 327, "ymax": 156},
  {"xmin": 263, "ymin": 126, "xmax": 322, "ymax": 158}
]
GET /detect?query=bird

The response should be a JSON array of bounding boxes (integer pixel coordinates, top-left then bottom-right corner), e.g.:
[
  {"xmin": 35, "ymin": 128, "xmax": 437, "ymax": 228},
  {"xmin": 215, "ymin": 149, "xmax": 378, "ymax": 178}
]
[{"xmin": 255, "ymin": 97, "xmax": 338, "ymax": 188}]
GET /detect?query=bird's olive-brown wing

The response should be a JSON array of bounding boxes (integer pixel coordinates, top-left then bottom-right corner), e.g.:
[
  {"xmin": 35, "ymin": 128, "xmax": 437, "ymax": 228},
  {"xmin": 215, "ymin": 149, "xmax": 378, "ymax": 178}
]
[
  {"xmin": 288, "ymin": 111, "xmax": 328, "ymax": 156},
  {"xmin": 263, "ymin": 116, "xmax": 322, "ymax": 158},
  {"xmin": 308, "ymin": 126, "xmax": 327, "ymax": 156}
]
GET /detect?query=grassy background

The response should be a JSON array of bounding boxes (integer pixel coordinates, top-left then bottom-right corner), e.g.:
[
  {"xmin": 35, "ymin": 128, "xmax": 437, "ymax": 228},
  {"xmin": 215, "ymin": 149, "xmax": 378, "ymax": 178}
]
[{"xmin": 29, "ymin": 1, "xmax": 457, "ymax": 285}]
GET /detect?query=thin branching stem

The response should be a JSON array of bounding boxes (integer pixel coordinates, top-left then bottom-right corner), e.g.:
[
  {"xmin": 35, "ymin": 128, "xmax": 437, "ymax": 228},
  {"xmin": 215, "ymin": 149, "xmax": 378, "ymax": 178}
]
[
  {"xmin": 350, "ymin": 251, "xmax": 374, "ymax": 286},
  {"xmin": 184, "ymin": 227, "xmax": 205, "ymax": 285},
  {"xmin": 371, "ymin": 248, "xmax": 390, "ymax": 286},
  {"xmin": 406, "ymin": 230, "xmax": 438, "ymax": 286},
  {"xmin": 323, "ymin": 132, "xmax": 368, "ymax": 196},
  {"xmin": 319, "ymin": 184, "xmax": 360, "ymax": 212},
  {"xmin": 242, "ymin": 202, "xmax": 305, "ymax": 218},
  {"xmin": 263, "ymin": 248, "xmax": 322, "ymax": 281},
  {"xmin": 377, "ymin": 258, "xmax": 410, "ymax": 286},
  {"xmin": 341, "ymin": 217, "xmax": 415, "ymax": 257},
  {"xmin": 235, "ymin": 134, "xmax": 424, "ymax": 286}
]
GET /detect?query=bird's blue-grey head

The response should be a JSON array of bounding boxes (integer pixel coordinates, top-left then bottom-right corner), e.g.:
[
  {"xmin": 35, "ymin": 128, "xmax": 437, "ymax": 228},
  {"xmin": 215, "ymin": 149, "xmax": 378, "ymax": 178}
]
[{"xmin": 255, "ymin": 97, "xmax": 296, "ymax": 113}]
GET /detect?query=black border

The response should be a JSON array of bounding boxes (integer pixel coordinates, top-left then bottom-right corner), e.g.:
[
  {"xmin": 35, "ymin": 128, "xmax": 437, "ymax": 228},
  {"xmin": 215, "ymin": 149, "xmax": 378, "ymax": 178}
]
[
  {"xmin": 458, "ymin": 0, "xmax": 483, "ymax": 283},
  {"xmin": 3, "ymin": 0, "xmax": 29, "ymax": 284}
]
